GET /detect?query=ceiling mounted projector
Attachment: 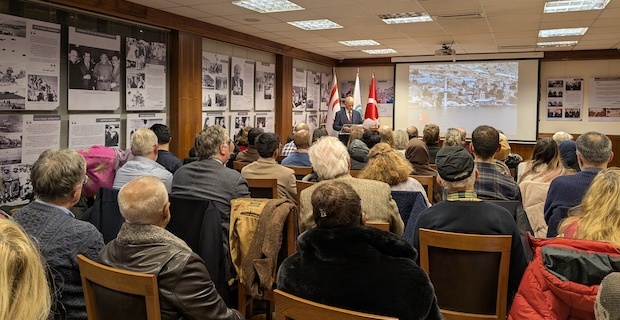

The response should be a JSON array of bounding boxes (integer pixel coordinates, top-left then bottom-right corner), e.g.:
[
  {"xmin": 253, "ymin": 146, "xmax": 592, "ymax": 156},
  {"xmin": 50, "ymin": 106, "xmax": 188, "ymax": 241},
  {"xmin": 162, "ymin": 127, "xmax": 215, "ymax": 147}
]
[{"xmin": 435, "ymin": 44, "xmax": 455, "ymax": 56}]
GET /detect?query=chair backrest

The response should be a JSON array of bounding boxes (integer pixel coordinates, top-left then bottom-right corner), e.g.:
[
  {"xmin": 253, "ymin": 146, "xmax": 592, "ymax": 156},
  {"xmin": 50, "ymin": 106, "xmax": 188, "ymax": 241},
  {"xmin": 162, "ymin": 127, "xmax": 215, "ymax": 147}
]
[
  {"xmin": 349, "ymin": 169, "xmax": 361, "ymax": 178},
  {"xmin": 295, "ymin": 180, "xmax": 315, "ymax": 204},
  {"xmin": 277, "ymin": 155, "xmax": 287, "ymax": 163},
  {"xmin": 246, "ymin": 178, "xmax": 278, "ymax": 199},
  {"xmin": 233, "ymin": 160, "xmax": 249, "ymax": 171},
  {"xmin": 274, "ymin": 289, "xmax": 397, "ymax": 320},
  {"xmin": 365, "ymin": 221, "xmax": 390, "ymax": 232},
  {"xmin": 390, "ymin": 190, "xmax": 427, "ymax": 227},
  {"xmin": 82, "ymin": 187, "xmax": 123, "ymax": 244},
  {"xmin": 284, "ymin": 165, "xmax": 313, "ymax": 180},
  {"xmin": 77, "ymin": 254, "xmax": 161, "ymax": 320},
  {"xmin": 418, "ymin": 228, "xmax": 511, "ymax": 320},
  {"xmin": 166, "ymin": 194, "xmax": 231, "ymax": 305},
  {"xmin": 410, "ymin": 175, "xmax": 434, "ymax": 202}
]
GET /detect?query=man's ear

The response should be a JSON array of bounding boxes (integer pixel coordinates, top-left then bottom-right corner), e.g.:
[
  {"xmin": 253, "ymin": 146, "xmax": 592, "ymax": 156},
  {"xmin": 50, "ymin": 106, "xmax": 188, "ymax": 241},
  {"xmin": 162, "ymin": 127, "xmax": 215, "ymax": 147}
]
[
  {"xmin": 608, "ymin": 151, "xmax": 614, "ymax": 164},
  {"xmin": 436, "ymin": 176, "xmax": 443, "ymax": 187},
  {"xmin": 495, "ymin": 144, "xmax": 501, "ymax": 153},
  {"xmin": 162, "ymin": 202, "xmax": 171, "ymax": 226},
  {"xmin": 473, "ymin": 168, "xmax": 479, "ymax": 182}
]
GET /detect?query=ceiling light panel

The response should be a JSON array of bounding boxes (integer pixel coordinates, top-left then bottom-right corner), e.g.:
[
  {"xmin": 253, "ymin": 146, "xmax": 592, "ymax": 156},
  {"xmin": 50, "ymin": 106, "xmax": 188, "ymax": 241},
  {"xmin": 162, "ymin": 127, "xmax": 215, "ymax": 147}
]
[
  {"xmin": 539, "ymin": 27, "xmax": 588, "ymax": 37},
  {"xmin": 537, "ymin": 40, "xmax": 579, "ymax": 47},
  {"xmin": 287, "ymin": 19, "xmax": 342, "ymax": 30},
  {"xmin": 543, "ymin": 0, "xmax": 610, "ymax": 13},
  {"xmin": 379, "ymin": 12, "xmax": 433, "ymax": 24},
  {"xmin": 339, "ymin": 39, "xmax": 380, "ymax": 46},
  {"xmin": 232, "ymin": 0, "xmax": 305, "ymax": 13},
  {"xmin": 362, "ymin": 49, "xmax": 398, "ymax": 54}
]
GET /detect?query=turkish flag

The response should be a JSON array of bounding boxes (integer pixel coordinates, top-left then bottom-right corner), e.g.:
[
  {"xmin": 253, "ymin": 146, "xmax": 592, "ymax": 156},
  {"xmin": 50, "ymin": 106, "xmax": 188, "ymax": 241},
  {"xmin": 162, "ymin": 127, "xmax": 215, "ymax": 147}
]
[{"xmin": 365, "ymin": 74, "xmax": 378, "ymax": 120}]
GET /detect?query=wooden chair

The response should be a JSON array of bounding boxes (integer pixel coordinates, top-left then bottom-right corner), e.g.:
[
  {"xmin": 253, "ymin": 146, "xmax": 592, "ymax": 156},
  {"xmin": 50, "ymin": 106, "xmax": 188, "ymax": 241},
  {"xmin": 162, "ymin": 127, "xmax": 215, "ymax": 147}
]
[
  {"xmin": 233, "ymin": 160, "xmax": 250, "ymax": 171},
  {"xmin": 233, "ymin": 200, "xmax": 298, "ymax": 320},
  {"xmin": 277, "ymin": 155, "xmax": 287, "ymax": 163},
  {"xmin": 77, "ymin": 254, "xmax": 161, "ymax": 320},
  {"xmin": 284, "ymin": 165, "xmax": 313, "ymax": 180},
  {"xmin": 349, "ymin": 169, "xmax": 361, "ymax": 177},
  {"xmin": 274, "ymin": 289, "xmax": 397, "ymax": 320},
  {"xmin": 295, "ymin": 180, "xmax": 315, "ymax": 204},
  {"xmin": 246, "ymin": 178, "xmax": 278, "ymax": 199},
  {"xmin": 410, "ymin": 175, "xmax": 434, "ymax": 202},
  {"xmin": 365, "ymin": 221, "xmax": 390, "ymax": 232},
  {"xmin": 418, "ymin": 229, "xmax": 512, "ymax": 320}
]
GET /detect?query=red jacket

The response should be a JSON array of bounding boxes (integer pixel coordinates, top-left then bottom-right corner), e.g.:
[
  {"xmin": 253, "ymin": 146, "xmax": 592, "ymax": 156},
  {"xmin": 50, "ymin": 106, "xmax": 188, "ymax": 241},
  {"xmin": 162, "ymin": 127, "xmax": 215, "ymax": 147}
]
[{"xmin": 509, "ymin": 236, "xmax": 620, "ymax": 320}]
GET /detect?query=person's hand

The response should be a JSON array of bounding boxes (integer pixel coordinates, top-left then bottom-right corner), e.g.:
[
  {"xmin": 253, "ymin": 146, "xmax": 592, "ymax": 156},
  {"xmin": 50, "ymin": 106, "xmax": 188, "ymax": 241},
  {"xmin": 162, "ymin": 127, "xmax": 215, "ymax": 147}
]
[
  {"xmin": 110, "ymin": 83, "xmax": 117, "ymax": 89},
  {"xmin": 83, "ymin": 74, "xmax": 91, "ymax": 80},
  {"xmin": 343, "ymin": 126, "xmax": 351, "ymax": 133}
]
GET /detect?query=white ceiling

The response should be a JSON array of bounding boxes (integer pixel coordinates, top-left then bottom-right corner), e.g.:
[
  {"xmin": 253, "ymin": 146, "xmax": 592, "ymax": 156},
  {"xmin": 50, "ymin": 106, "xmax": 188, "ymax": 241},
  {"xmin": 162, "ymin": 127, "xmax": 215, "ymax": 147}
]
[{"xmin": 127, "ymin": 0, "xmax": 620, "ymax": 59}]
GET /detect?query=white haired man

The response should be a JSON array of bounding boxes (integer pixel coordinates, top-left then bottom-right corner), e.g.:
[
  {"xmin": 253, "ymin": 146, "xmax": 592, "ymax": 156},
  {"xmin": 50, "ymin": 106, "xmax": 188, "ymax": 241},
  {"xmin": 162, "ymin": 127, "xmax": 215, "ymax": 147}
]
[
  {"xmin": 99, "ymin": 176, "xmax": 241, "ymax": 320},
  {"xmin": 298, "ymin": 136, "xmax": 403, "ymax": 235},
  {"xmin": 113, "ymin": 128, "xmax": 173, "ymax": 192},
  {"xmin": 13, "ymin": 149, "xmax": 104, "ymax": 319}
]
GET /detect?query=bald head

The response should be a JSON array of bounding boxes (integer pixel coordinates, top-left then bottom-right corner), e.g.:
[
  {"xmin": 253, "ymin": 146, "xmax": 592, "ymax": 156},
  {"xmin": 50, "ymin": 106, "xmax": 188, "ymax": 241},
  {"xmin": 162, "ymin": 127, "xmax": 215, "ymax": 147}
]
[
  {"xmin": 406, "ymin": 126, "xmax": 418, "ymax": 139},
  {"xmin": 294, "ymin": 122, "xmax": 310, "ymax": 132},
  {"xmin": 118, "ymin": 176, "xmax": 169, "ymax": 226},
  {"xmin": 345, "ymin": 96, "xmax": 354, "ymax": 111},
  {"xmin": 294, "ymin": 130, "xmax": 311, "ymax": 150}
]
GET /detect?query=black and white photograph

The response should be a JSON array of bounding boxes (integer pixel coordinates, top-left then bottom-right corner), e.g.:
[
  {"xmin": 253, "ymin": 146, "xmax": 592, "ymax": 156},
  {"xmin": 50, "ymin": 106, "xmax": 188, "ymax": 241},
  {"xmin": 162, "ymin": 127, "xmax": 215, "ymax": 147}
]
[
  {"xmin": 0, "ymin": 115, "xmax": 23, "ymax": 165},
  {"xmin": 127, "ymin": 73, "xmax": 145, "ymax": 89},
  {"xmin": 202, "ymin": 52, "xmax": 229, "ymax": 111},
  {"xmin": 234, "ymin": 116, "xmax": 250, "ymax": 129},
  {"xmin": 0, "ymin": 164, "xmax": 33, "ymax": 205},
  {"xmin": 0, "ymin": 64, "xmax": 26, "ymax": 86},
  {"xmin": 215, "ymin": 92, "xmax": 227, "ymax": 107},
  {"xmin": 564, "ymin": 108, "xmax": 581, "ymax": 119},
  {"xmin": 104, "ymin": 124, "xmax": 119, "ymax": 147},
  {"xmin": 231, "ymin": 64, "xmax": 243, "ymax": 96},
  {"xmin": 203, "ymin": 74, "xmax": 214, "ymax": 89},
  {"xmin": 0, "ymin": 90, "xmax": 25, "ymax": 110},
  {"xmin": 256, "ymin": 116, "xmax": 266, "ymax": 128},
  {"xmin": 215, "ymin": 76, "xmax": 228, "ymax": 90},
  {"xmin": 126, "ymin": 38, "xmax": 148, "ymax": 70},
  {"xmin": 255, "ymin": 62, "xmax": 275, "ymax": 111},
  {"xmin": 548, "ymin": 80, "xmax": 564, "ymax": 88},
  {"xmin": 68, "ymin": 44, "xmax": 122, "ymax": 91},
  {"xmin": 292, "ymin": 86, "xmax": 306, "ymax": 109},
  {"xmin": 125, "ymin": 113, "xmax": 166, "ymax": 147},
  {"xmin": 547, "ymin": 108, "xmax": 563, "ymax": 118},
  {"xmin": 127, "ymin": 90, "xmax": 145, "ymax": 109},
  {"xmin": 547, "ymin": 99, "xmax": 562, "ymax": 107},
  {"xmin": 0, "ymin": 16, "xmax": 26, "ymax": 38},
  {"xmin": 27, "ymin": 75, "xmax": 58, "ymax": 102},
  {"xmin": 202, "ymin": 92, "xmax": 212, "ymax": 107},
  {"xmin": 215, "ymin": 116, "xmax": 227, "ymax": 128},
  {"xmin": 566, "ymin": 80, "xmax": 582, "ymax": 91},
  {"xmin": 147, "ymin": 41, "xmax": 166, "ymax": 66}
]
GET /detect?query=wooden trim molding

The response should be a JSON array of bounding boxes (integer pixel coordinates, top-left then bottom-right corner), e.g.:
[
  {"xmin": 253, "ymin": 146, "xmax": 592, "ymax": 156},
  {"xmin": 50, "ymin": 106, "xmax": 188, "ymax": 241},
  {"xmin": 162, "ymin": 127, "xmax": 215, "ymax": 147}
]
[{"xmin": 275, "ymin": 55, "xmax": 293, "ymax": 144}]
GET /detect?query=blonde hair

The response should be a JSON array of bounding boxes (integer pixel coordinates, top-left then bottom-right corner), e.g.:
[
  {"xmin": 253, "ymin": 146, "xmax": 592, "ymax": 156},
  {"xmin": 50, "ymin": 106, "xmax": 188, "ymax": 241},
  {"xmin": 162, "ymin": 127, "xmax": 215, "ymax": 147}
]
[
  {"xmin": 358, "ymin": 143, "xmax": 413, "ymax": 186},
  {"xmin": 347, "ymin": 127, "xmax": 364, "ymax": 146},
  {"xmin": 378, "ymin": 125, "xmax": 395, "ymax": 148},
  {"xmin": 393, "ymin": 130, "xmax": 409, "ymax": 150},
  {"xmin": 559, "ymin": 168, "xmax": 620, "ymax": 246},
  {"xmin": 130, "ymin": 128, "xmax": 158, "ymax": 156},
  {"xmin": 0, "ymin": 220, "xmax": 51, "ymax": 320}
]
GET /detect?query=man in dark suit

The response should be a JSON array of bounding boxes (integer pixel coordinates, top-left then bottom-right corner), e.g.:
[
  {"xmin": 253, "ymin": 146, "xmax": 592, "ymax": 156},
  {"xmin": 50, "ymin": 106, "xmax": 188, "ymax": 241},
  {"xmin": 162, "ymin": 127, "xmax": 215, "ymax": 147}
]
[
  {"xmin": 333, "ymin": 96, "xmax": 362, "ymax": 133},
  {"xmin": 171, "ymin": 125, "xmax": 250, "ymax": 218},
  {"xmin": 78, "ymin": 51, "xmax": 94, "ymax": 90}
]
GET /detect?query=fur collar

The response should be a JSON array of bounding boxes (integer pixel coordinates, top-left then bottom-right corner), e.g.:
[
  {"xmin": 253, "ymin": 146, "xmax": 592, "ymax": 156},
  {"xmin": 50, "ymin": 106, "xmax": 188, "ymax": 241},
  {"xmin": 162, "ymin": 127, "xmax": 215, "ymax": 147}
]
[
  {"xmin": 116, "ymin": 222, "xmax": 192, "ymax": 252},
  {"xmin": 298, "ymin": 225, "xmax": 417, "ymax": 263}
]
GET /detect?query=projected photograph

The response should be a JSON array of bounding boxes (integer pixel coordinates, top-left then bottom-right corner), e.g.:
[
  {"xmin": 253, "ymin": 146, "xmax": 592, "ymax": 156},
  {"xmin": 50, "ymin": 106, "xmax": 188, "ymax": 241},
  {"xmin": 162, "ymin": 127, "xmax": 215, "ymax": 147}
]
[{"xmin": 408, "ymin": 62, "xmax": 518, "ymax": 134}]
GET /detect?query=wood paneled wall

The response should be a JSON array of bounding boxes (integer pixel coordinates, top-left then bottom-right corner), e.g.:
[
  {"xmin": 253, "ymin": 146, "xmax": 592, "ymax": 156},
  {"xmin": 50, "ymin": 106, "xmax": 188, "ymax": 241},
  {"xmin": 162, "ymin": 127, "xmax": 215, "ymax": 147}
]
[{"xmin": 276, "ymin": 55, "xmax": 293, "ymax": 144}]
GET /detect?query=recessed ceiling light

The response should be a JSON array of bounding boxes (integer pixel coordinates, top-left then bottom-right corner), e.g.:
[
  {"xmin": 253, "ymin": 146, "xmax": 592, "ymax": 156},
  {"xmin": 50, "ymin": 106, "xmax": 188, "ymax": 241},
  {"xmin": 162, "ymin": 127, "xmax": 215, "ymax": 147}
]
[
  {"xmin": 339, "ymin": 39, "xmax": 380, "ymax": 47},
  {"xmin": 287, "ymin": 19, "xmax": 342, "ymax": 30},
  {"xmin": 539, "ymin": 27, "xmax": 588, "ymax": 37},
  {"xmin": 537, "ymin": 40, "xmax": 579, "ymax": 47},
  {"xmin": 362, "ymin": 49, "xmax": 397, "ymax": 54},
  {"xmin": 233, "ymin": 0, "xmax": 304, "ymax": 13},
  {"xmin": 379, "ymin": 12, "xmax": 433, "ymax": 24},
  {"xmin": 543, "ymin": 0, "xmax": 610, "ymax": 13}
]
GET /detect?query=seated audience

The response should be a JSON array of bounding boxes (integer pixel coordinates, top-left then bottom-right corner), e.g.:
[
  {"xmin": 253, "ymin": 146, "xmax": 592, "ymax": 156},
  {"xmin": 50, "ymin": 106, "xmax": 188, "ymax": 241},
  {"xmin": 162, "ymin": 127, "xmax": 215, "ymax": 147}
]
[
  {"xmin": 311, "ymin": 127, "xmax": 328, "ymax": 144},
  {"xmin": 150, "ymin": 124, "xmax": 183, "ymax": 174},
  {"xmin": 559, "ymin": 139, "xmax": 580, "ymax": 172},
  {"xmin": 518, "ymin": 138, "xmax": 567, "ymax": 237},
  {"xmin": 406, "ymin": 125, "xmax": 418, "ymax": 140},
  {"xmin": 443, "ymin": 128, "xmax": 462, "ymax": 147},
  {"xmin": 299, "ymin": 137, "xmax": 403, "ymax": 235},
  {"xmin": 172, "ymin": 125, "xmax": 250, "ymax": 219},
  {"xmin": 235, "ymin": 127, "xmax": 263, "ymax": 163},
  {"xmin": 78, "ymin": 145, "xmax": 117, "ymax": 198},
  {"xmin": 13, "ymin": 149, "xmax": 104, "ymax": 319},
  {"xmin": 595, "ymin": 273, "xmax": 620, "ymax": 320},
  {"xmin": 378, "ymin": 125, "xmax": 395, "ymax": 148},
  {"xmin": 241, "ymin": 132, "xmax": 297, "ymax": 204},
  {"xmin": 393, "ymin": 129, "xmax": 409, "ymax": 157},
  {"xmin": 413, "ymin": 146, "xmax": 527, "ymax": 302},
  {"xmin": 99, "ymin": 176, "xmax": 241, "ymax": 320},
  {"xmin": 495, "ymin": 132, "xmax": 511, "ymax": 162},
  {"xmin": 423, "ymin": 124, "xmax": 441, "ymax": 164},
  {"xmin": 509, "ymin": 170, "xmax": 620, "ymax": 319},
  {"xmin": 281, "ymin": 129, "xmax": 311, "ymax": 167},
  {"xmin": 471, "ymin": 125, "xmax": 520, "ymax": 201},
  {"xmin": 544, "ymin": 131, "xmax": 613, "ymax": 237},
  {"xmin": 113, "ymin": 128, "xmax": 173, "ymax": 192},
  {"xmin": 559, "ymin": 167, "xmax": 620, "ymax": 241},
  {"xmin": 281, "ymin": 123, "xmax": 309, "ymax": 156},
  {"xmin": 235, "ymin": 126, "xmax": 251, "ymax": 152},
  {"xmin": 347, "ymin": 128, "xmax": 370, "ymax": 170},
  {"xmin": 358, "ymin": 143, "xmax": 430, "ymax": 206},
  {"xmin": 552, "ymin": 131, "xmax": 574, "ymax": 144},
  {"xmin": 405, "ymin": 137, "xmax": 441, "ymax": 203},
  {"xmin": 458, "ymin": 127, "xmax": 471, "ymax": 151},
  {"xmin": 0, "ymin": 219, "xmax": 51, "ymax": 320},
  {"xmin": 277, "ymin": 181, "xmax": 442, "ymax": 320}
]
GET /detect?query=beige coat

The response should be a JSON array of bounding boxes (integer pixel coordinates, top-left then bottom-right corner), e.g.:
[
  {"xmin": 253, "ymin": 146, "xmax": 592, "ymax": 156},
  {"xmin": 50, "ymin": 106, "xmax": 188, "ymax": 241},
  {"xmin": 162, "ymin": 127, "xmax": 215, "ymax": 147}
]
[
  {"xmin": 519, "ymin": 180, "xmax": 551, "ymax": 238},
  {"xmin": 299, "ymin": 175, "xmax": 404, "ymax": 236},
  {"xmin": 241, "ymin": 157, "xmax": 298, "ymax": 205}
]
